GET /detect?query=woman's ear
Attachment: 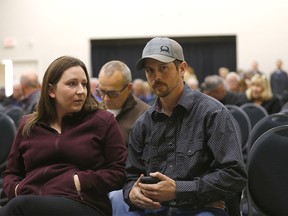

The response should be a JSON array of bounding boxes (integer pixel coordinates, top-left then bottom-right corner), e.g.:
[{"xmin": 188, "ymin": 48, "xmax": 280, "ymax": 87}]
[{"xmin": 48, "ymin": 84, "xmax": 56, "ymax": 98}]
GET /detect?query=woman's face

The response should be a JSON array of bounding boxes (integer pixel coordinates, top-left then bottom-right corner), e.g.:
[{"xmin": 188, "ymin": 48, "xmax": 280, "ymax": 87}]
[
  {"xmin": 251, "ymin": 83, "xmax": 263, "ymax": 100},
  {"xmin": 49, "ymin": 66, "xmax": 88, "ymax": 118}
]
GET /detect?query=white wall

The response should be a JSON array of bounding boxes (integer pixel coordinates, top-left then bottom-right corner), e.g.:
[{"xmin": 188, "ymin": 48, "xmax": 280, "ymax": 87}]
[{"xmin": 0, "ymin": 0, "xmax": 288, "ymax": 83}]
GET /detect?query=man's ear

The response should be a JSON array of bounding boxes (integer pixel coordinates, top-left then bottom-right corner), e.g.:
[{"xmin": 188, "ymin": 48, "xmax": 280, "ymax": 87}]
[
  {"xmin": 127, "ymin": 83, "xmax": 133, "ymax": 91},
  {"xmin": 48, "ymin": 84, "xmax": 56, "ymax": 98},
  {"xmin": 179, "ymin": 61, "xmax": 187, "ymax": 77}
]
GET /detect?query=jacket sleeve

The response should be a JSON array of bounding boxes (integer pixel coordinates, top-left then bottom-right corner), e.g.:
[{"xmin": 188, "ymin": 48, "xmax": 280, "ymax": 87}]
[
  {"xmin": 3, "ymin": 118, "xmax": 26, "ymax": 199},
  {"xmin": 77, "ymin": 114, "xmax": 127, "ymax": 195}
]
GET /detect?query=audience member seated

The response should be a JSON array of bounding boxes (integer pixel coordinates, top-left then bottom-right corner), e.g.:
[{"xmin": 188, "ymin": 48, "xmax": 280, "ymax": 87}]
[
  {"xmin": 97, "ymin": 60, "xmax": 150, "ymax": 216},
  {"xmin": 19, "ymin": 71, "xmax": 41, "ymax": 114},
  {"xmin": 225, "ymin": 71, "xmax": 241, "ymax": 93},
  {"xmin": 132, "ymin": 78, "xmax": 146, "ymax": 102},
  {"xmin": 90, "ymin": 77, "xmax": 102, "ymax": 101},
  {"xmin": 142, "ymin": 81, "xmax": 156, "ymax": 105},
  {"xmin": 218, "ymin": 66, "xmax": 229, "ymax": 79},
  {"xmin": 242, "ymin": 74, "xmax": 282, "ymax": 114},
  {"xmin": 186, "ymin": 76, "xmax": 200, "ymax": 91},
  {"xmin": 238, "ymin": 77, "xmax": 248, "ymax": 93},
  {"xmin": 243, "ymin": 61, "xmax": 263, "ymax": 88},
  {"xmin": 2, "ymin": 81, "xmax": 24, "ymax": 107},
  {"xmin": 0, "ymin": 56, "xmax": 127, "ymax": 216},
  {"xmin": 247, "ymin": 60, "xmax": 263, "ymax": 76},
  {"xmin": 202, "ymin": 75, "xmax": 247, "ymax": 106}
]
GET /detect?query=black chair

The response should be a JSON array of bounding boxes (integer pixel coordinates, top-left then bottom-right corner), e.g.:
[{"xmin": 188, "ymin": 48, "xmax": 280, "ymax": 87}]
[
  {"xmin": 226, "ymin": 105, "xmax": 252, "ymax": 150},
  {"xmin": 240, "ymin": 113, "xmax": 288, "ymax": 216},
  {"xmin": 245, "ymin": 112, "xmax": 288, "ymax": 153},
  {"xmin": 0, "ymin": 112, "xmax": 17, "ymax": 206},
  {"xmin": 225, "ymin": 105, "xmax": 251, "ymax": 216},
  {"xmin": 240, "ymin": 103, "xmax": 268, "ymax": 129},
  {"xmin": 247, "ymin": 125, "xmax": 288, "ymax": 216},
  {"xmin": 4, "ymin": 105, "xmax": 24, "ymax": 127}
]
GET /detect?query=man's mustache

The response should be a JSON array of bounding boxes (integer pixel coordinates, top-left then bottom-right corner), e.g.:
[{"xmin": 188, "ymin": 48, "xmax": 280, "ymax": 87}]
[{"xmin": 152, "ymin": 80, "xmax": 164, "ymax": 88}]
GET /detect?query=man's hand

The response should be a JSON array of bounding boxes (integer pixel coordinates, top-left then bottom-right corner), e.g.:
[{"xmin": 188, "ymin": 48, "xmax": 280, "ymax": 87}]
[
  {"xmin": 128, "ymin": 174, "xmax": 162, "ymax": 210},
  {"xmin": 139, "ymin": 172, "xmax": 176, "ymax": 203}
]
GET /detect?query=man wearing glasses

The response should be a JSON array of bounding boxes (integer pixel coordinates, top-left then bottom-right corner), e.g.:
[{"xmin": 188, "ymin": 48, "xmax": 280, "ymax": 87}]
[{"xmin": 97, "ymin": 60, "xmax": 150, "ymax": 216}]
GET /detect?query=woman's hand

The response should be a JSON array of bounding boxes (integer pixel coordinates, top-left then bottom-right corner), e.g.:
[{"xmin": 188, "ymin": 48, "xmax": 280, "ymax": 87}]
[
  {"xmin": 15, "ymin": 184, "xmax": 19, "ymax": 196},
  {"xmin": 73, "ymin": 174, "xmax": 81, "ymax": 192}
]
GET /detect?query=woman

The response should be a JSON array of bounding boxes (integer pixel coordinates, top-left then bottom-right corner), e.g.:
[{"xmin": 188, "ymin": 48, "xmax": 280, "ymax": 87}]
[
  {"xmin": 0, "ymin": 56, "xmax": 127, "ymax": 216},
  {"xmin": 243, "ymin": 74, "xmax": 282, "ymax": 114}
]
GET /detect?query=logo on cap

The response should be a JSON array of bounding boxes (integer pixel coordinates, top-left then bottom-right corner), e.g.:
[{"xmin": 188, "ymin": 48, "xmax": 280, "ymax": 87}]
[{"xmin": 160, "ymin": 46, "xmax": 170, "ymax": 54}]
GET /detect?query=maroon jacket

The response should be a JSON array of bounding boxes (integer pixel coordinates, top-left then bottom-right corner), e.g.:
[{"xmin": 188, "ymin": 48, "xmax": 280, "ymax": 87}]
[{"xmin": 3, "ymin": 109, "xmax": 127, "ymax": 216}]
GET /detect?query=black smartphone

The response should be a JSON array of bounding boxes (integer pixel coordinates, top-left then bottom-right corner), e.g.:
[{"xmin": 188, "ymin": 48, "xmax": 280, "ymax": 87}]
[{"xmin": 140, "ymin": 176, "xmax": 160, "ymax": 184}]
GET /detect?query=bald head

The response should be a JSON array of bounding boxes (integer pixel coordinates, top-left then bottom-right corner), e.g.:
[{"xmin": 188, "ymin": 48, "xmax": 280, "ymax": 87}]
[{"xmin": 20, "ymin": 71, "xmax": 40, "ymax": 97}]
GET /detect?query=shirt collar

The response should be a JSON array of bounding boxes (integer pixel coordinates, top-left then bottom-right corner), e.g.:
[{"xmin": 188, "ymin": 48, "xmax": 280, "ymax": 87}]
[{"xmin": 151, "ymin": 83, "xmax": 196, "ymax": 120}]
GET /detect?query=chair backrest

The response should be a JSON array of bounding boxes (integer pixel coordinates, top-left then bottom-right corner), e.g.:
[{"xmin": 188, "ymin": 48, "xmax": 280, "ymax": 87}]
[
  {"xmin": 245, "ymin": 112, "xmax": 288, "ymax": 152},
  {"xmin": 226, "ymin": 105, "xmax": 251, "ymax": 149},
  {"xmin": 3, "ymin": 105, "xmax": 24, "ymax": 127},
  {"xmin": 247, "ymin": 125, "xmax": 288, "ymax": 216},
  {"xmin": 240, "ymin": 103, "xmax": 268, "ymax": 129},
  {"xmin": 0, "ymin": 112, "xmax": 17, "ymax": 173}
]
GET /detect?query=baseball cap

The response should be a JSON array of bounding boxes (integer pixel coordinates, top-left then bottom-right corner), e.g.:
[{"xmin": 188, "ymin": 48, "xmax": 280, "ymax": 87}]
[{"xmin": 136, "ymin": 37, "xmax": 185, "ymax": 70}]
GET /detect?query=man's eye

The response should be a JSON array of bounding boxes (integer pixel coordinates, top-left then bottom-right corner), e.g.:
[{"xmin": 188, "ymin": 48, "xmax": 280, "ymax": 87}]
[
  {"xmin": 160, "ymin": 65, "xmax": 167, "ymax": 71},
  {"xmin": 145, "ymin": 68, "xmax": 153, "ymax": 74}
]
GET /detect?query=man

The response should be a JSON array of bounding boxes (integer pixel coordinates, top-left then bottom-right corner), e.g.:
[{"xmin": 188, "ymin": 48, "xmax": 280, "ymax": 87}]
[
  {"xmin": 97, "ymin": 60, "xmax": 150, "ymax": 215},
  {"xmin": 203, "ymin": 74, "xmax": 247, "ymax": 106},
  {"xmin": 123, "ymin": 37, "xmax": 247, "ymax": 216},
  {"xmin": 270, "ymin": 59, "xmax": 288, "ymax": 104},
  {"xmin": 97, "ymin": 60, "xmax": 150, "ymax": 145},
  {"xmin": 2, "ymin": 81, "xmax": 24, "ymax": 107},
  {"xmin": 19, "ymin": 71, "xmax": 41, "ymax": 114},
  {"xmin": 225, "ymin": 72, "xmax": 241, "ymax": 93},
  {"xmin": 132, "ymin": 78, "xmax": 146, "ymax": 102},
  {"xmin": 90, "ymin": 77, "xmax": 102, "ymax": 101}
]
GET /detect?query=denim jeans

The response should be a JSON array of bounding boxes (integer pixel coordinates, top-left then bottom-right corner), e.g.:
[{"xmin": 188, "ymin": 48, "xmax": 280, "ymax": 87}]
[
  {"xmin": 108, "ymin": 190, "xmax": 228, "ymax": 216},
  {"xmin": 108, "ymin": 189, "xmax": 130, "ymax": 216},
  {"xmin": 127, "ymin": 206, "xmax": 228, "ymax": 216}
]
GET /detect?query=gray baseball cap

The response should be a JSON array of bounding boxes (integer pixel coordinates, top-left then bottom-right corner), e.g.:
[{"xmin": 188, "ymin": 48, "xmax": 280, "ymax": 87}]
[{"xmin": 136, "ymin": 37, "xmax": 185, "ymax": 70}]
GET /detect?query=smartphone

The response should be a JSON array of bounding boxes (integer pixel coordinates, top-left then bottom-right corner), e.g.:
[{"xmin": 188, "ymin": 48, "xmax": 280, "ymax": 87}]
[{"xmin": 140, "ymin": 176, "xmax": 160, "ymax": 184}]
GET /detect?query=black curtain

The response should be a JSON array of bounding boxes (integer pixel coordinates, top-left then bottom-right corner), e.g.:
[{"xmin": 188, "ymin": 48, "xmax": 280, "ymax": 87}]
[{"xmin": 91, "ymin": 36, "xmax": 236, "ymax": 84}]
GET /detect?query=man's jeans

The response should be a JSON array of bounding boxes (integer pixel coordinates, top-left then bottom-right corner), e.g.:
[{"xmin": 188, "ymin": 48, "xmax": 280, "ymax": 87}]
[{"xmin": 108, "ymin": 191, "xmax": 228, "ymax": 216}]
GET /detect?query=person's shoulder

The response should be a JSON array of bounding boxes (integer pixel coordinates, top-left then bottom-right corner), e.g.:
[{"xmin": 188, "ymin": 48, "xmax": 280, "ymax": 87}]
[
  {"xmin": 134, "ymin": 96, "xmax": 150, "ymax": 108},
  {"xmin": 86, "ymin": 109, "xmax": 115, "ymax": 121}
]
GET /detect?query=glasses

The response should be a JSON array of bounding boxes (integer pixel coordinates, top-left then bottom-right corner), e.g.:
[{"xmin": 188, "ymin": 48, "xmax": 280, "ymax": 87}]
[{"xmin": 96, "ymin": 84, "xmax": 128, "ymax": 98}]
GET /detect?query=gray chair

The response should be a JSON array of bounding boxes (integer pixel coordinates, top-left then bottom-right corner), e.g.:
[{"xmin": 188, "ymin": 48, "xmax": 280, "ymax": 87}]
[
  {"xmin": 247, "ymin": 125, "xmax": 288, "ymax": 216},
  {"xmin": 0, "ymin": 112, "xmax": 17, "ymax": 206},
  {"xmin": 240, "ymin": 103, "xmax": 268, "ymax": 129}
]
